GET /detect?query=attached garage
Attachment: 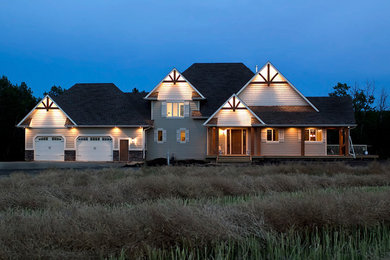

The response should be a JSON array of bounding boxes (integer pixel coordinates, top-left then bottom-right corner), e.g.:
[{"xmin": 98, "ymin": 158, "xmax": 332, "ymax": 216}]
[
  {"xmin": 76, "ymin": 136, "xmax": 113, "ymax": 161},
  {"xmin": 34, "ymin": 136, "xmax": 65, "ymax": 161}
]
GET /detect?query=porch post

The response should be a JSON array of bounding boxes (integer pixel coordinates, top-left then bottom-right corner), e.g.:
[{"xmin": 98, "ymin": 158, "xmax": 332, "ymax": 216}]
[
  {"xmin": 257, "ymin": 128, "xmax": 261, "ymax": 156},
  {"xmin": 339, "ymin": 128, "xmax": 344, "ymax": 155},
  {"xmin": 207, "ymin": 127, "xmax": 213, "ymax": 155},
  {"xmin": 344, "ymin": 127, "xmax": 349, "ymax": 156},
  {"xmin": 214, "ymin": 127, "xmax": 219, "ymax": 155},
  {"xmin": 250, "ymin": 127, "xmax": 255, "ymax": 156},
  {"xmin": 301, "ymin": 128, "xmax": 305, "ymax": 156}
]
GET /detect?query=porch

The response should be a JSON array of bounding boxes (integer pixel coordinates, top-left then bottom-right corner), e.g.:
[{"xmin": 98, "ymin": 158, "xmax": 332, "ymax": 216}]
[{"xmin": 206, "ymin": 127, "xmax": 353, "ymax": 161}]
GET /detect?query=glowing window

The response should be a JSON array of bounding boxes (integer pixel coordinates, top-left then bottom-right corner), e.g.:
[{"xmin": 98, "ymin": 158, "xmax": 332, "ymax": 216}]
[
  {"xmin": 304, "ymin": 129, "xmax": 322, "ymax": 142},
  {"xmin": 167, "ymin": 102, "xmax": 184, "ymax": 117}
]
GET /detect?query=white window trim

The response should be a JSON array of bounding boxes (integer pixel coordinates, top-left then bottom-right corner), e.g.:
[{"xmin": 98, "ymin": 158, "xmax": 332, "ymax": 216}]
[
  {"xmin": 304, "ymin": 128, "xmax": 323, "ymax": 143},
  {"xmin": 166, "ymin": 101, "xmax": 185, "ymax": 118},
  {"xmin": 266, "ymin": 129, "xmax": 279, "ymax": 143}
]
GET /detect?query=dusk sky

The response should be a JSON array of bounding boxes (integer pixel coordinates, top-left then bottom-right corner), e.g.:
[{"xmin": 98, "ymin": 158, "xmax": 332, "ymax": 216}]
[{"xmin": 1, "ymin": 0, "xmax": 389, "ymax": 99}]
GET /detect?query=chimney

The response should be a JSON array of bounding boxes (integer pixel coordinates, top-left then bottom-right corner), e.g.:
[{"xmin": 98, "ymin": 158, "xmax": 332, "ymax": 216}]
[{"xmin": 255, "ymin": 65, "xmax": 258, "ymax": 72}]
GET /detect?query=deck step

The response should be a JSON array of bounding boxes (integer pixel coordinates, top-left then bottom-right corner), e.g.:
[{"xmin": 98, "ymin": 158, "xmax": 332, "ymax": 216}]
[{"xmin": 217, "ymin": 156, "xmax": 251, "ymax": 163}]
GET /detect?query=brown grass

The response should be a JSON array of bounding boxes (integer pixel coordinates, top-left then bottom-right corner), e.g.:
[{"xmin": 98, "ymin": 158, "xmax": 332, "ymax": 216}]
[
  {"xmin": 0, "ymin": 162, "xmax": 389, "ymax": 258},
  {"xmin": 0, "ymin": 162, "xmax": 389, "ymax": 209}
]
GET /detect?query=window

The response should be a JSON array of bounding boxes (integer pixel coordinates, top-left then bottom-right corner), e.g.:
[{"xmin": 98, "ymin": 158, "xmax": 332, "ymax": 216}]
[
  {"xmin": 266, "ymin": 129, "xmax": 279, "ymax": 142},
  {"xmin": 51, "ymin": 137, "xmax": 63, "ymax": 141},
  {"xmin": 177, "ymin": 128, "xmax": 189, "ymax": 143},
  {"xmin": 167, "ymin": 102, "xmax": 184, "ymax": 117},
  {"xmin": 304, "ymin": 129, "xmax": 323, "ymax": 142},
  {"xmin": 90, "ymin": 137, "xmax": 100, "ymax": 141},
  {"xmin": 155, "ymin": 128, "xmax": 166, "ymax": 143},
  {"xmin": 180, "ymin": 130, "xmax": 186, "ymax": 142}
]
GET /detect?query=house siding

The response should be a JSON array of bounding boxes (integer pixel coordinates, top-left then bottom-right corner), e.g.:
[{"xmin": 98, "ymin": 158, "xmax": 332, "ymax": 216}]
[
  {"xmin": 29, "ymin": 109, "xmax": 68, "ymax": 128},
  {"xmin": 260, "ymin": 128, "xmax": 326, "ymax": 156},
  {"xmin": 155, "ymin": 82, "xmax": 194, "ymax": 100},
  {"xmin": 146, "ymin": 101, "xmax": 207, "ymax": 160},
  {"xmin": 214, "ymin": 109, "xmax": 253, "ymax": 127},
  {"xmin": 25, "ymin": 127, "xmax": 144, "ymax": 150}
]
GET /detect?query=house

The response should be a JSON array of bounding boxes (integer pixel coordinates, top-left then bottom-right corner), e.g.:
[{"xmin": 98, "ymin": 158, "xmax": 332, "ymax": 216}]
[{"xmin": 17, "ymin": 62, "xmax": 356, "ymax": 162}]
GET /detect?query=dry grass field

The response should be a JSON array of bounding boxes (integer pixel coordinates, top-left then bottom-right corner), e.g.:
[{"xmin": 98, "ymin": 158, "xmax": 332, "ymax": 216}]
[{"xmin": 0, "ymin": 162, "xmax": 390, "ymax": 259}]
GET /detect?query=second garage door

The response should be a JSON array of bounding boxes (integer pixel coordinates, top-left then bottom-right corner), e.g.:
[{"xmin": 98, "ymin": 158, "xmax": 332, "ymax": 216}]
[{"xmin": 76, "ymin": 136, "xmax": 113, "ymax": 161}]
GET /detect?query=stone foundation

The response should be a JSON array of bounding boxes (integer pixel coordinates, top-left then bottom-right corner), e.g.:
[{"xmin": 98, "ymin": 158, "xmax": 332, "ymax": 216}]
[
  {"xmin": 65, "ymin": 150, "xmax": 76, "ymax": 161},
  {"xmin": 113, "ymin": 150, "xmax": 119, "ymax": 161},
  {"xmin": 129, "ymin": 151, "xmax": 143, "ymax": 161},
  {"xmin": 25, "ymin": 150, "xmax": 34, "ymax": 161}
]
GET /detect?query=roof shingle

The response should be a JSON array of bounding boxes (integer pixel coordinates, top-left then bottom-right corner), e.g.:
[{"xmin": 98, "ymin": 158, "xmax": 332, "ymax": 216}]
[{"xmin": 54, "ymin": 83, "xmax": 150, "ymax": 126}]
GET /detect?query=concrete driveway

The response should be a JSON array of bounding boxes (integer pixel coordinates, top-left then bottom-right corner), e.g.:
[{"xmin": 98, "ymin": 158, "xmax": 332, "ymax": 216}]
[{"xmin": 0, "ymin": 161, "xmax": 127, "ymax": 176}]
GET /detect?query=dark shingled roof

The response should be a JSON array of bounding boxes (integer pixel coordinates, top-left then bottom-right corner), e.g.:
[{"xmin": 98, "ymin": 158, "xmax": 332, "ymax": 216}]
[
  {"xmin": 53, "ymin": 83, "xmax": 150, "ymax": 126},
  {"xmin": 182, "ymin": 63, "xmax": 254, "ymax": 117},
  {"xmin": 249, "ymin": 96, "xmax": 355, "ymax": 126}
]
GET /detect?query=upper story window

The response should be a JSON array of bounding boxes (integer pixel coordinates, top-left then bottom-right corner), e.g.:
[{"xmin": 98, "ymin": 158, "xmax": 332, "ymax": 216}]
[
  {"xmin": 167, "ymin": 102, "xmax": 184, "ymax": 117},
  {"xmin": 266, "ymin": 129, "xmax": 279, "ymax": 142},
  {"xmin": 304, "ymin": 129, "xmax": 323, "ymax": 142}
]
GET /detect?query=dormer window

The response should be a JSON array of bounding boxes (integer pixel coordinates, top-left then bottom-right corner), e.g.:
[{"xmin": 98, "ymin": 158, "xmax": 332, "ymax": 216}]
[{"xmin": 167, "ymin": 102, "xmax": 184, "ymax": 117}]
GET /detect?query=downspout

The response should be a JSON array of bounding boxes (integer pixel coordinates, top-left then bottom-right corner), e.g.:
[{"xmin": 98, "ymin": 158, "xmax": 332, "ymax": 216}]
[{"xmin": 142, "ymin": 127, "xmax": 152, "ymax": 160}]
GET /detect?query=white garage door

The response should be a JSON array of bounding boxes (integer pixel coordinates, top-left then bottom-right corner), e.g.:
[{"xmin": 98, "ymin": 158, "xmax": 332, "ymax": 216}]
[
  {"xmin": 76, "ymin": 136, "xmax": 113, "ymax": 161},
  {"xmin": 34, "ymin": 136, "xmax": 64, "ymax": 161}
]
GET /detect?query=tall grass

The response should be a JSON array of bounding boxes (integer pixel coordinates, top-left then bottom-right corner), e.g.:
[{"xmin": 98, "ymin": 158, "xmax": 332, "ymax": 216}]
[{"xmin": 0, "ymin": 162, "xmax": 389, "ymax": 258}]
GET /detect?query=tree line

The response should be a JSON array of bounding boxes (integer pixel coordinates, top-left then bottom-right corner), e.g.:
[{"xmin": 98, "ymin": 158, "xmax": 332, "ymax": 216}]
[
  {"xmin": 328, "ymin": 82, "xmax": 389, "ymax": 158},
  {"xmin": 0, "ymin": 76, "xmax": 389, "ymax": 161}
]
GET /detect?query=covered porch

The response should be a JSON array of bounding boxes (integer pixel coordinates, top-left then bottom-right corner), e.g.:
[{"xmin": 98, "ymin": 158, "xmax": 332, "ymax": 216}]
[{"xmin": 206, "ymin": 126, "xmax": 352, "ymax": 160}]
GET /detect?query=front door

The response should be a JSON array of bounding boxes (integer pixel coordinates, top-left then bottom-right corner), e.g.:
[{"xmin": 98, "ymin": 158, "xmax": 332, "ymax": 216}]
[
  {"xmin": 120, "ymin": 139, "xmax": 129, "ymax": 161},
  {"xmin": 231, "ymin": 129, "xmax": 242, "ymax": 154}
]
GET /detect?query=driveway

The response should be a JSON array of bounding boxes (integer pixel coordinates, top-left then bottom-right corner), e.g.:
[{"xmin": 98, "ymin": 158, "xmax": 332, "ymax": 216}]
[{"xmin": 0, "ymin": 161, "xmax": 127, "ymax": 176}]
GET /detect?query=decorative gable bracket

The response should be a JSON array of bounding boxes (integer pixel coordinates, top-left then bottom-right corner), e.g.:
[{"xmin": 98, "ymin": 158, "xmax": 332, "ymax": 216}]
[
  {"xmin": 36, "ymin": 96, "xmax": 60, "ymax": 111},
  {"xmin": 162, "ymin": 70, "xmax": 186, "ymax": 85},
  {"xmin": 250, "ymin": 63, "xmax": 288, "ymax": 87}
]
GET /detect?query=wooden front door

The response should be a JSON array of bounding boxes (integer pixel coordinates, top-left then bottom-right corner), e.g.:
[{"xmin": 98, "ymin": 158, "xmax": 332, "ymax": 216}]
[
  {"xmin": 231, "ymin": 129, "xmax": 242, "ymax": 154},
  {"xmin": 119, "ymin": 139, "xmax": 129, "ymax": 161}
]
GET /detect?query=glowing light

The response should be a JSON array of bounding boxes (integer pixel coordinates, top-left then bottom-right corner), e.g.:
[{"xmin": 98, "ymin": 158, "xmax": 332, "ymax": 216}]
[{"xmin": 130, "ymin": 137, "xmax": 137, "ymax": 145}]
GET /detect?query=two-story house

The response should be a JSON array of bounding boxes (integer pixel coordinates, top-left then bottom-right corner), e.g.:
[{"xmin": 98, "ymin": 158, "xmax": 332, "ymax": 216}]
[{"xmin": 17, "ymin": 62, "xmax": 356, "ymax": 162}]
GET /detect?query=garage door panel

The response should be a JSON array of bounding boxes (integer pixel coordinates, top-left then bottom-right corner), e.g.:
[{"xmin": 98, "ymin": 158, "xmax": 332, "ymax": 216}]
[
  {"xmin": 34, "ymin": 136, "xmax": 64, "ymax": 161},
  {"xmin": 76, "ymin": 136, "xmax": 113, "ymax": 161}
]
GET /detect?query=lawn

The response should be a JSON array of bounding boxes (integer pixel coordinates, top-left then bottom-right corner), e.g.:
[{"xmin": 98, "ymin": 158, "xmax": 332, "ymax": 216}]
[{"xmin": 0, "ymin": 162, "xmax": 389, "ymax": 259}]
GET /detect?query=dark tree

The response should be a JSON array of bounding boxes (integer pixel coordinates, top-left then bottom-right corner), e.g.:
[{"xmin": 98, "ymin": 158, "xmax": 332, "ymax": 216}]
[
  {"xmin": 329, "ymin": 82, "xmax": 351, "ymax": 97},
  {"xmin": 132, "ymin": 88, "xmax": 139, "ymax": 93},
  {"xmin": 0, "ymin": 76, "xmax": 37, "ymax": 161},
  {"xmin": 43, "ymin": 85, "xmax": 66, "ymax": 97}
]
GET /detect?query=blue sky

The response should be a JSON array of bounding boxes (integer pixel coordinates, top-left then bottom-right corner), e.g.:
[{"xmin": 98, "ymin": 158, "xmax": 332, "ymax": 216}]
[{"xmin": 1, "ymin": 0, "xmax": 389, "ymax": 98}]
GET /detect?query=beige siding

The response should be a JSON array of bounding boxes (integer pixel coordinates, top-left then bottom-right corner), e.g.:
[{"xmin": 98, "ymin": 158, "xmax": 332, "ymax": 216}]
[
  {"xmin": 29, "ymin": 109, "xmax": 67, "ymax": 128},
  {"xmin": 215, "ymin": 109, "xmax": 253, "ymax": 127},
  {"xmin": 238, "ymin": 82, "xmax": 308, "ymax": 106},
  {"xmin": 260, "ymin": 128, "xmax": 326, "ymax": 156},
  {"xmin": 305, "ymin": 142, "xmax": 326, "ymax": 156},
  {"xmin": 261, "ymin": 128, "xmax": 301, "ymax": 156},
  {"xmin": 156, "ymin": 82, "xmax": 194, "ymax": 100},
  {"xmin": 25, "ymin": 127, "xmax": 144, "ymax": 150}
]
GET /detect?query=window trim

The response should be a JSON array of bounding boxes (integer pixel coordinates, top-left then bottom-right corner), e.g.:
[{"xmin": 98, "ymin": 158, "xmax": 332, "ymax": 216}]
[
  {"xmin": 304, "ymin": 128, "xmax": 323, "ymax": 143},
  {"xmin": 157, "ymin": 129, "xmax": 164, "ymax": 143},
  {"xmin": 166, "ymin": 102, "xmax": 185, "ymax": 118},
  {"xmin": 266, "ymin": 128, "xmax": 279, "ymax": 143}
]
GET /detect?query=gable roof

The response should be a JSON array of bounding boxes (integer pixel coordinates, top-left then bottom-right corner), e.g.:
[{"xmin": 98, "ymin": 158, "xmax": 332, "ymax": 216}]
[
  {"xmin": 249, "ymin": 96, "xmax": 355, "ymax": 126},
  {"xmin": 53, "ymin": 83, "xmax": 151, "ymax": 126},
  {"xmin": 237, "ymin": 62, "xmax": 319, "ymax": 112},
  {"xmin": 145, "ymin": 68, "xmax": 205, "ymax": 100},
  {"xmin": 203, "ymin": 94, "xmax": 265, "ymax": 126},
  {"xmin": 182, "ymin": 63, "xmax": 254, "ymax": 117},
  {"xmin": 17, "ymin": 95, "xmax": 77, "ymax": 127}
]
